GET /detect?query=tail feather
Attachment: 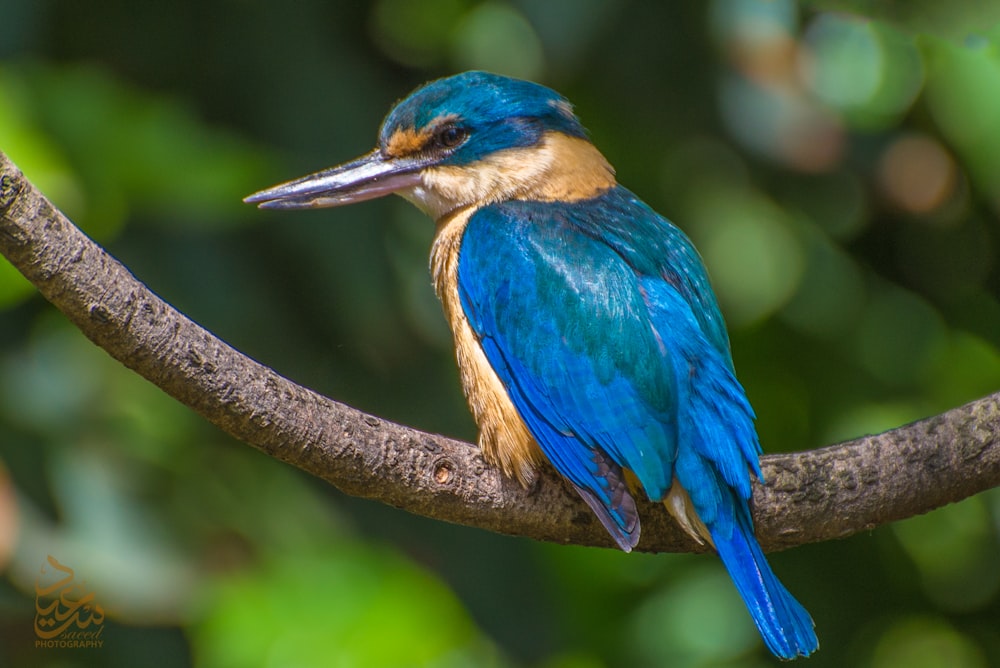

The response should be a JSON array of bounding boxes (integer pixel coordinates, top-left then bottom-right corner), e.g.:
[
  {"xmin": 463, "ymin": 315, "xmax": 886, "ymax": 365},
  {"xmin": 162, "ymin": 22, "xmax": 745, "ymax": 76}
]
[
  {"xmin": 711, "ymin": 504, "xmax": 818, "ymax": 660},
  {"xmin": 666, "ymin": 329, "xmax": 817, "ymax": 659}
]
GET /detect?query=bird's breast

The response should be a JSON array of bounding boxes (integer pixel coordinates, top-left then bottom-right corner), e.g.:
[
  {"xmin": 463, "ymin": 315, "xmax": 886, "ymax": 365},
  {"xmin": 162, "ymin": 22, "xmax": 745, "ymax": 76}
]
[{"xmin": 430, "ymin": 206, "xmax": 541, "ymax": 485}]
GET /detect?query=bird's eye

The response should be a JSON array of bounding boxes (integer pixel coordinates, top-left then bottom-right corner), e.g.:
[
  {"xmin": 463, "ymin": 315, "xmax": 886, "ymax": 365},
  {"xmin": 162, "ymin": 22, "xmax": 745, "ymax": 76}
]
[{"xmin": 435, "ymin": 125, "xmax": 468, "ymax": 149}]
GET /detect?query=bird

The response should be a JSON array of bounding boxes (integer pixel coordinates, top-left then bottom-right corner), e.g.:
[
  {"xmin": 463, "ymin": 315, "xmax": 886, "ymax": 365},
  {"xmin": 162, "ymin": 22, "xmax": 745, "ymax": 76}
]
[{"xmin": 245, "ymin": 71, "xmax": 818, "ymax": 660}]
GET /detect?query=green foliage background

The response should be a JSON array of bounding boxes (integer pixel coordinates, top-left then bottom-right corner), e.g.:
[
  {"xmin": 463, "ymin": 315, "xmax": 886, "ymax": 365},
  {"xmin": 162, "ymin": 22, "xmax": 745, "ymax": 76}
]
[{"xmin": 2, "ymin": 1, "xmax": 1000, "ymax": 666}]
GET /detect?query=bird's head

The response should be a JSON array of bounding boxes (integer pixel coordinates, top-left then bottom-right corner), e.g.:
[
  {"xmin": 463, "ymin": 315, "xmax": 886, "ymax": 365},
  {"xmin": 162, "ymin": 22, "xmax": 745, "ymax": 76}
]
[{"xmin": 245, "ymin": 71, "xmax": 615, "ymax": 219}]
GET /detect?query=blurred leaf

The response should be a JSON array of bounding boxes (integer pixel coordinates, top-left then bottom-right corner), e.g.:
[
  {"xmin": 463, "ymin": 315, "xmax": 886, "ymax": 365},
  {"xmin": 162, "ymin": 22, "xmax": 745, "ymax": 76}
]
[
  {"xmin": 823, "ymin": 400, "xmax": 929, "ymax": 446},
  {"xmin": 688, "ymin": 185, "xmax": 807, "ymax": 326},
  {"xmin": 370, "ymin": 0, "xmax": 470, "ymax": 66},
  {"xmin": 0, "ymin": 66, "xmax": 82, "ymax": 208},
  {"xmin": 801, "ymin": 15, "xmax": 924, "ymax": 128},
  {"xmin": 0, "ymin": 260, "xmax": 36, "ymax": 310},
  {"xmin": 870, "ymin": 615, "xmax": 988, "ymax": 668},
  {"xmin": 540, "ymin": 652, "xmax": 607, "ymax": 668},
  {"xmin": 191, "ymin": 544, "xmax": 501, "ymax": 668},
  {"xmin": 851, "ymin": 281, "xmax": 947, "ymax": 386},
  {"xmin": 801, "ymin": 0, "xmax": 1000, "ymax": 44},
  {"xmin": 12, "ymin": 445, "xmax": 198, "ymax": 624},
  {"xmin": 922, "ymin": 33, "xmax": 1000, "ymax": 212},
  {"xmin": 0, "ymin": 317, "xmax": 107, "ymax": 433},
  {"xmin": 892, "ymin": 494, "xmax": 1000, "ymax": 612},
  {"xmin": 0, "ymin": 67, "xmax": 83, "ymax": 308},
  {"xmin": 629, "ymin": 564, "xmax": 761, "ymax": 666},
  {"xmin": 780, "ymin": 226, "xmax": 866, "ymax": 339},
  {"xmin": 924, "ymin": 332, "xmax": 1000, "ymax": 408},
  {"xmin": 450, "ymin": 2, "xmax": 545, "ymax": 79},
  {"xmin": 6, "ymin": 63, "xmax": 272, "ymax": 236}
]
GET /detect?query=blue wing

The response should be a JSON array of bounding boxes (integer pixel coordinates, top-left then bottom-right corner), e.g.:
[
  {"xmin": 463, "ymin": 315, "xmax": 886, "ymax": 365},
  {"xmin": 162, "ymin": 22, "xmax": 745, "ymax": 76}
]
[
  {"xmin": 456, "ymin": 188, "xmax": 743, "ymax": 522},
  {"xmin": 457, "ymin": 187, "xmax": 816, "ymax": 657},
  {"xmin": 457, "ymin": 186, "xmax": 752, "ymax": 501}
]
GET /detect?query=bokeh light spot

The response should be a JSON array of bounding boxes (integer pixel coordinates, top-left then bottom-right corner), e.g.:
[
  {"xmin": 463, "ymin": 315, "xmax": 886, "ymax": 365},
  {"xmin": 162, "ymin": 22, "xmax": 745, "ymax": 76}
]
[
  {"xmin": 710, "ymin": 0, "xmax": 797, "ymax": 52},
  {"xmin": 692, "ymin": 188, "xmax": 805, "ymax": 326},
  {"xmin": 800, "ymin": 15, "xmax": 923, "ymax": 127},
  {"xmin": 450, "ymin": 3, "xmax": 544, "ymax": 80},
  {"xmin": 879, "ymin": 133, "xmax": 958, "ymax": 215},
  {"xmin": 719, "ymin": 74, "xmax": 844, "ymax": 172},
  {"xmin": 802, "ymin": 15, "xmax": 882, "ymax": 108},
  {"xmin": 630, "ymin": 565, "xmax": 760, "ymax": 664}
]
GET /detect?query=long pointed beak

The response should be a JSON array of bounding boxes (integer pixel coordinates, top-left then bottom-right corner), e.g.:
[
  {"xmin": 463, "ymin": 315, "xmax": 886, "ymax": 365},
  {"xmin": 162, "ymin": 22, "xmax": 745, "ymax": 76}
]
[{"xmin": 244, "ymin": 149, "xmax": 428, "ymax": 210}]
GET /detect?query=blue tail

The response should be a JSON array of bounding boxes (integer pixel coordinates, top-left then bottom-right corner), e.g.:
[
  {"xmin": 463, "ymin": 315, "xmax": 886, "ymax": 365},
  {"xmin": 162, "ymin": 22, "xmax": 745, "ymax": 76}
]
[
  {"xmin": 711, "ymin": 501, "xmax": 818, "ymax": 659},
  {"xmin": 666, "ymin": 327, "xmax": 818, "ymax": 659}
]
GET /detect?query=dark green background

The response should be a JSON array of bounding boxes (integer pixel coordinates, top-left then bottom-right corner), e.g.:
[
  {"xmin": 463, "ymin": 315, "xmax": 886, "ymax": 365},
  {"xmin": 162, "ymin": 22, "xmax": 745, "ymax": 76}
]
[{"xmin": 1, "ymin": 1, "xmax": 999, "ymax": 666}]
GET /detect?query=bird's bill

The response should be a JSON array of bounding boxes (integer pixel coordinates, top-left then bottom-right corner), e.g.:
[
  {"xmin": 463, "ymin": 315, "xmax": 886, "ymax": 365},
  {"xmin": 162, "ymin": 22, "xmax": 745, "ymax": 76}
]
[{"xmin": 243, "ymin": 150, "xmax": 428, "ymax": 210}]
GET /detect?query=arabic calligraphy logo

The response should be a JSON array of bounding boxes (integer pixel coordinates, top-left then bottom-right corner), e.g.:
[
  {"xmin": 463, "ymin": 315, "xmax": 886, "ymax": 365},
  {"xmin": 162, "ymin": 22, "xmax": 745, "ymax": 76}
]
[{"xmin": 34, "ymin": 555, "xmax": 105, "ymax": 649}]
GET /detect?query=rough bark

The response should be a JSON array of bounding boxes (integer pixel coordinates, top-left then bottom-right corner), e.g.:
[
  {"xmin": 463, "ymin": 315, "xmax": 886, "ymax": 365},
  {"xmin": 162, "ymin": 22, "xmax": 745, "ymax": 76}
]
[{"xmin": 1, "ymin": 150, "xmax": 998, "ymax": 553}]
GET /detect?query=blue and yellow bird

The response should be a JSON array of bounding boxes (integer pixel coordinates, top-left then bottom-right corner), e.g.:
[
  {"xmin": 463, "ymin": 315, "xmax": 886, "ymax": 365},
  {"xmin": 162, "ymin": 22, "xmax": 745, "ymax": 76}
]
[{"xmin": 246, "ymin": 71, "xmax": 818, "ymax": 659}]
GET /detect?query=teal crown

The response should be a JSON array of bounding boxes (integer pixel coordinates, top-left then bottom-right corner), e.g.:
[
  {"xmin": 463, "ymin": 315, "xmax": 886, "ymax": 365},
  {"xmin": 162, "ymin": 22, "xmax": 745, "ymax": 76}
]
[{"xmin": 379, "ymin": 71, "xmax": 588, "ymax": 165}]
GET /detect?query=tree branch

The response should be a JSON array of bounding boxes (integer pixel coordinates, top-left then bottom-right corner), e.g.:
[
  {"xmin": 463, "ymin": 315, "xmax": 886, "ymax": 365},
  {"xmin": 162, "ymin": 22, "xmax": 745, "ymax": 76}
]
[{"xmin": 1, "ymin": 149, "xmax": 998, "ymax": 553}]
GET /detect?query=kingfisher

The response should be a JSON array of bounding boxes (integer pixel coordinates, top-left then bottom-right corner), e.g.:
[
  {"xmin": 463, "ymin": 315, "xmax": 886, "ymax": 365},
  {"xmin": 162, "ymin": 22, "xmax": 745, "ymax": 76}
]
[{"xmin": 245, "ymin": 71, "xmax": 818, "ymax": 659}]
